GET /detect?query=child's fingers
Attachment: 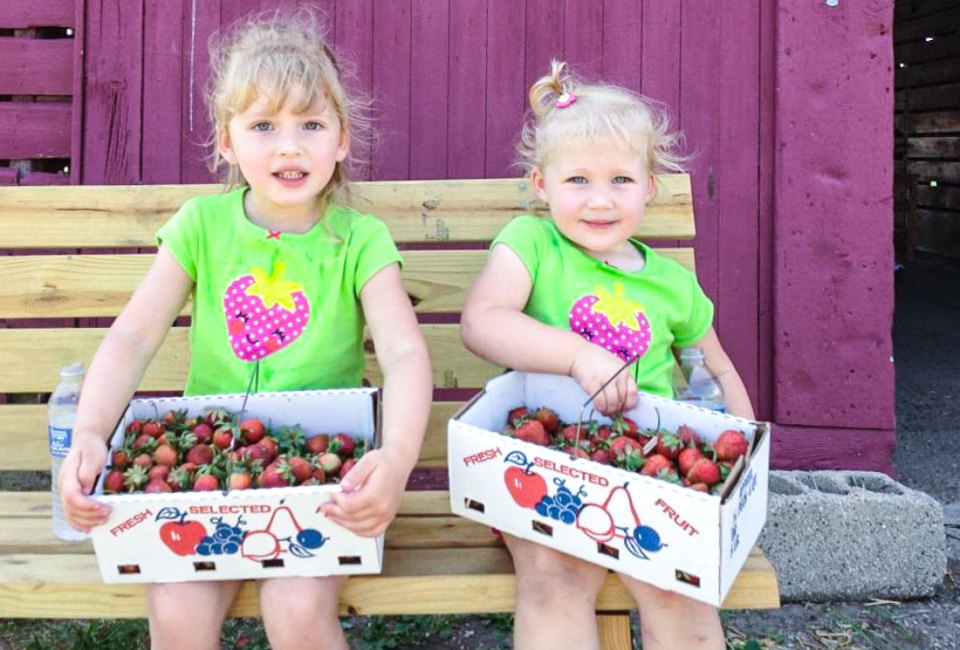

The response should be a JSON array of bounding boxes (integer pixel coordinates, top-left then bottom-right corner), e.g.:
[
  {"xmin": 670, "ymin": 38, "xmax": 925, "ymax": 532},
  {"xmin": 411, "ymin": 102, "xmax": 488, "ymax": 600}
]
[{"xmin": 339, "ymin": 454, "xmax": 376, "ymax": 493}]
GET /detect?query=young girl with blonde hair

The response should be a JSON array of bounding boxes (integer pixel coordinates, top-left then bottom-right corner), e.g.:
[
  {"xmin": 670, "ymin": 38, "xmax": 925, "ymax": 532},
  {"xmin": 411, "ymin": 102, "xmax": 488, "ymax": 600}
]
[
  {"xmin": 462, "ymin": 60, "xmax": 754, "ymax": 650},
  {"xmin": 59, "ymin": 10, "xmax": 431, "ymax": 649}
]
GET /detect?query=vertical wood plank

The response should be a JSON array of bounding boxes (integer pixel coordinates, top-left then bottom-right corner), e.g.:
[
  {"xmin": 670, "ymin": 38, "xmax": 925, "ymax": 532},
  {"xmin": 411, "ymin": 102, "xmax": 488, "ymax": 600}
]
[
  {"xmin": 524, "ymin": 0, "xmax": 563, "ymax": 94},
  {"xmin": 70, "ymin": 0, "xmax": 84, "ymax": 184},
  {"xmin": 597, "ymin": 614, "xmax": 633, "ymax": 650},
  {"xmin": 179, "ymin": 0, "xmax": 218, "ymax": 183},
  {"xmin": 336, "ymin": 0, "xmax": 374, "ymax": 181},
  {"xmin": 447, "ymin": 0, "xmax": 487, "ymax": 179},
  {"xmin": 485, "ymin": 0, "xmax": 526, "ymax": 178},
  {"xmin": 717, "ymin": 0, "xmax": 761, "ymax": 406},
  {"xmin": 563, "ymin": 0, "xmax": 602, "ymax": 80},
  {"xmin": 409, "ymin": 0, "xmax": 449, "ymax": 180},
  {"xmin": 143, "ymin": 0, "xmax": 183, "ymax": 184},
  {"xmin": 602, "ymin": 0, "xmax": 643, "ymax": 91},
  {"xmin": 757, "ymin": 0, "xmax": 777, "ymax": 419},
  {"xmin": 773, "ymin": 1, "xmax": 896, "ymax": 429},
  {"xmin": 640, "ymin": 0, "xmax": 680, "ymax": 117},
  {"xmin": 372, "ymin": 0, "xmax": 411, "ymax": 180},
  {"xmin": 81, "ymin": 0, "xmax": 144, "ymax": 184}
]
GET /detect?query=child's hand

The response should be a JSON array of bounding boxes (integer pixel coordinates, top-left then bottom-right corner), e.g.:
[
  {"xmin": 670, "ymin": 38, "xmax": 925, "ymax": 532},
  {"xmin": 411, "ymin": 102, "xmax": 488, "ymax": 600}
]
[
  {"xmin": 570, "ymin": 345, "xmax": 639, "ymax": 415},
  {"xmin": 319, "ymin": 449, "xmax": 408, "ymax": 537},
  {"xmin": 59, "ymin": 434, "xmax": 111, "ymax": 531}
]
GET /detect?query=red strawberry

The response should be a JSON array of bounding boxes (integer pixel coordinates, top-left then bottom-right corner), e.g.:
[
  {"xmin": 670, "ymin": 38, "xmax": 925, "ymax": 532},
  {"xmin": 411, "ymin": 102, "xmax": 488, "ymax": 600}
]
[
  {"xmin": 608, "ymin": 436, "xmax": 642, "ymax": 459},
  {"xmin": 153, "ymin": 443, "xmax": 179, "ymax": 467},
  {"xmin": 148, "ymin": 465, "xmax": 170, "ymax": 482},
  {"xmin": 612, "ymin": 416, "xmax": 639, "ymax": 440},
  {"xmin": 715, "ymin": 430, "xmax": 749, "ymax": 462},
  {"xmin": 563, "ymin": 446, "xmax": 591, "ymax": 460},
  {"xmin": 258, "ymin": 436, "xmax": 278, "ymax": 459},
  {"xmin": 677, "ymin": 425, "xmax": 702, "ymax": 448},
  {"xmin": 557, "ymin": 425, "xmax": 582, "ymax": 446},
  {"xmin": 123, "ymin": 466, "xmax": 149, "ymax": 492},
  {"xmin": 241, "ymin": 443, "xmax": 273, "ymax": 466},
  {"xmin": 192, "ymin": 472, "xmax": 220, "ymax": 491},
  {"xmin": 133, "ymin": 453, "xmax": 153, "ymax": 469},
  {"xmin": 312, "ymin": 466, "xmax": 327, "ymax": 484},
  {"xmin": 655, "ymin": 433, "xmax": 683, "ymax": 460},
  {"xmin": 281, "ymin": 456, "xmax": 313, "ymax": 484},
  {"xmin": 328, "ymin": 433, "xmax": 356, "ymax": 458},
  {"xmin": 125, "ymin": 419, "xmax": 143, "ymax": 435},
  {"xmin": 591, "ymin": 449, "xmax": 613, "ymax": 465},
  {"xmin": 507, "ymin": 406, "xmax": 530, "ymax": 425},
  {"xmin": 677, "ymin": 446, "xmax": 703, "ymax": 476},
  {"xmin": 227, "ymin": 469, "xmax": 252, "ymax": 491},
  {"xmin": 212, "ymin": 427, "xmax": 234, "ymax": 451},
  {"xmin": 162, "ymin": 409, "xmax": 186, "ymax": 427},
  {"xmin": 257, "ymin": 463, "xmax": 290, "ymax": 488},
  {"xmin": 340, "ymin": 458, "xmax": 357, "ymax": 480},
  {"xmin": 145, "ymin": 479, "xmax": 172, "ymax": 493},
  {"xmin": 306, "ymin": 434, "xmax": 329, "ymax": 454},
  {"xmin": 515, "ymin": 420, "xmax": 550, "ymax": 446},
  {"xmin": 688, "ymin": 482, "xmax": 710, "ymax": 493},
  {"xmin": 534, "ymin": 407, "xmax": 560, "ymax": 434},
  {"xmin": 687, "ymin": 458, "xmax": 721, "ymax": 486},
  {"xmin": 132, "ymin": 433, "xmax": 156, "ymax": 452},
  {"xmin": 595, "ymin": 425, "xmax": 614, "ymax": 441},
  {"xmin": 640, "ymin": 454, "xmax": 674, "ymax": 477},
  {"xmin": 191, "ymin": 423, "xmax": 214, "ymax": 445},
  {"xmin": 203, "ymin": 407, "xmax": 231, "ymax": 429},
  {"xmin": 111, "ymin": 449, "xmax": 131, "ymax": 470},
  {"xmin": 104, "ymin": 469, "xmax": 125, "ymax": 494},
  {"xmin": 142, "ymin": 421, "xmax": 165, "ymax": 438},
  {"xmin": 239, "ymin": 418, "xmax": 265, "ymax": 444},
  {"xmin": 186, "ymin": 443, "xmax": 214, "ymax": 466}
]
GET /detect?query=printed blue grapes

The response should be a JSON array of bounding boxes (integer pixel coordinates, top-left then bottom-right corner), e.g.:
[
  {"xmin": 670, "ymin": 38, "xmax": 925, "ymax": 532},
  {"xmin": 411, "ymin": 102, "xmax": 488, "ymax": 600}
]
[
  {"xmin": 535, "ymin": 482, "xmax": 582, "ymax": 525},
  {"xmin": 197, "ymin": 520, "xmax": 246, "ymax": 556}
]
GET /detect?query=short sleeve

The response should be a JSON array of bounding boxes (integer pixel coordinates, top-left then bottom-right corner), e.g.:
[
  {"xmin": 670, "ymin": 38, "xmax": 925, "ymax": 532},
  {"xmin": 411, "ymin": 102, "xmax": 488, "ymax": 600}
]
[
  {"xmin": 156, "ymin": 198, "xmax": 200, "ymax": 281},
  {"xmin": 673, "ymin": 272, "xmax": 715, "ymax": 346},
  {"xmin": 491, "ymin": 215, "xmax": 548, "ymax": 283},
  {"xmin": 350, "ymin": 217, "xmax": 404, "ymax": 296}
]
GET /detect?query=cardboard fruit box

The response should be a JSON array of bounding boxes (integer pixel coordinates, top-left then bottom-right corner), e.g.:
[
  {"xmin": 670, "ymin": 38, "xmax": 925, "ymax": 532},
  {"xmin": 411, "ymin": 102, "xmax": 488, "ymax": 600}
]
[
  {"xmin": 448, "ymin": 372, "xmax": 770, "ymax": 606},
  {"xmin": 89, "ymin": 388, "xmax": 384, "ymax": 583}
]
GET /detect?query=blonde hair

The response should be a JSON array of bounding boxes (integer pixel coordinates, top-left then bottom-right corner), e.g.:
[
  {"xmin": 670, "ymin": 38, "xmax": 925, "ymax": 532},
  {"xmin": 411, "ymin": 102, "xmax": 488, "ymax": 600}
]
[
  {"xmin": 207, "ymin": 8, "xmax": 370, "ymax": 207},
  {"xmin": 517, "ymin": 60, "xmax": 686, "ymax": 178}
]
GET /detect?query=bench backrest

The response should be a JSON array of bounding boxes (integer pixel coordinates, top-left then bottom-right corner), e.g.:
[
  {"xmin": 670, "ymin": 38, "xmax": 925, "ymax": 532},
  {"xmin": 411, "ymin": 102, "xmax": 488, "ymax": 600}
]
[{"xmin": 0, "ymin": 176, "xmax": 695, "ymax": 473}]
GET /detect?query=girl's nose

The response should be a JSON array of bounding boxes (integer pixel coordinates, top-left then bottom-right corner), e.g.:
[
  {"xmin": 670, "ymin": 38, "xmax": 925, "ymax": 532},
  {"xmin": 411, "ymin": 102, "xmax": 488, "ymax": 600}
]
[
  {"xmin": 275, "ymin": 130, "xmax": 303, "ymax": 156},
  {"xmin": 587, "ymin": 189, "xmax": 614, "ymax": 208}
]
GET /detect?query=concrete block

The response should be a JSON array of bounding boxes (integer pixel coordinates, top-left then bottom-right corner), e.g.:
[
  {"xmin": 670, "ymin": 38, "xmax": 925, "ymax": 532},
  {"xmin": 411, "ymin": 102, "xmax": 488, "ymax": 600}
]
[{"xmin": 758, "ymin": 470, "xmax": 946, "ymax": 602}]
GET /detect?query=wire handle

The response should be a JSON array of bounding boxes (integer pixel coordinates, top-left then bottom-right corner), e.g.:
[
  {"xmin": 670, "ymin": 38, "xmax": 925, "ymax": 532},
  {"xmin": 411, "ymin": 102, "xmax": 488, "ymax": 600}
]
[
  {"xmin": 573, "ymin": 355, "xmax": 638, "ymax": 453},
  {"xmin": 238, "ymin": 360, "xmax": 260, "ymax": 423}
]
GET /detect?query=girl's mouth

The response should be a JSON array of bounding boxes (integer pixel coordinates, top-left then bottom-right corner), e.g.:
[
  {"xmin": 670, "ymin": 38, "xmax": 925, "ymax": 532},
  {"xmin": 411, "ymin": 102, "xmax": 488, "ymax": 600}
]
[{"xmin": 273, "ymin": 170, "xmax": 308, "ymax": 186}]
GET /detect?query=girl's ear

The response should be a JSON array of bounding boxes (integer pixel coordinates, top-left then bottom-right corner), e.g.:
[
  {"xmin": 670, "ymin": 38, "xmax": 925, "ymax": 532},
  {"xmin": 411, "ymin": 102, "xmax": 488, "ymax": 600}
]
[
  {"xmin": 645, "ymin": 173, "xmax": 656, "ymax": 203},
  {"xmin": 531, "ymin": 167, "xmax": 549, "ymax": 203},
  {"xmin": 218, "ymin": 128, "xmax": 235, "ymax": 165},
  {"xmin": 335, "ymin": 128, "xmax": 350, "ymax": 163}
]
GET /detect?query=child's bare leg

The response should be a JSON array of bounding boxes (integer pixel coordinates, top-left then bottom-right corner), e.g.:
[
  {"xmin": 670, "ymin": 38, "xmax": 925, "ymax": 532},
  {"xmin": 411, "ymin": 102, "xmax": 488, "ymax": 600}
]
[
  {"xmin": 146, "ymin": 580, "xmax": 241, "ymax": 650},
  {"xmin": 259, "ymin": 575, "xmax": 348, "ymax": 650},
  {"xmin": 618, "ymin": 574, "xmax": 724, "ymax": 650},
  {"xmin": 504, "ymin": 533, "xmax": 608, "ymax": 650}
]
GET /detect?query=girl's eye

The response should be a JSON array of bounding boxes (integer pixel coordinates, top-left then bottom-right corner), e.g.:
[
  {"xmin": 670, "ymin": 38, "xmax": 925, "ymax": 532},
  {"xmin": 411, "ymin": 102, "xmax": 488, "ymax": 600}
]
[
  {"xmin": 252, "ymin": 122, "xmax": 272, "ymax": 132},
  {"xmin": 303, "ymin": 121, "xmax": 324, "ymax": 131},
  {"xmin": 567, "ymin": 176, "xmax": 588, "ymax": 185},
  {"xmin": 613, "ymin": 176, "xmax": 634, "ymax": 184}
]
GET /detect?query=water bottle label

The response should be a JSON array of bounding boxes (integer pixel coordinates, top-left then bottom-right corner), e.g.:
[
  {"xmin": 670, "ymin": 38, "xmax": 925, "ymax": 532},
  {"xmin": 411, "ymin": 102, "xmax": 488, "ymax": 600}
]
[{"xmin": 49, "ymin": 426, "xmax": 72, "ymax": 457}]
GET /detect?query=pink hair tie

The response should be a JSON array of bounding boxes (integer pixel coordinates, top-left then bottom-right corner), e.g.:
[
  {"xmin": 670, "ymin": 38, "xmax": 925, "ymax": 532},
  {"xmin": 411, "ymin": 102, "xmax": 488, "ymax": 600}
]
[{"xmin": 555, "ymin": 91, "xmax": 576, "ymax": 109}]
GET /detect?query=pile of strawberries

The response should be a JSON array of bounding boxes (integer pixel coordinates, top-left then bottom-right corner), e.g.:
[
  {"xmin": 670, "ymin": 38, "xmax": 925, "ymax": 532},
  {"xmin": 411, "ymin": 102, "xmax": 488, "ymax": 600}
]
[
  {"xmin": 102, "ymin": 407, "xmax": 365, "ymax": 494},
  {"xmin": 504, "ymin": 406, "xmax": 749, "ymax": 494}
]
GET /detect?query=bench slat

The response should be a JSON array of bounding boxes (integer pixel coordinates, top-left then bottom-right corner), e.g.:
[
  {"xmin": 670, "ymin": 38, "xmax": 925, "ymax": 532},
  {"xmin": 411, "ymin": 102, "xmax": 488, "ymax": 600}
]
[
  {"xmin": 0, "ymin": 402, "xmax": 459, "ymax": 471},
  {"xmin": 0, "ymin": 176, "xmax": 694, "ymax": 249},
  {"xmin": 0, "ymin": 325, "xmax": 499, "ymax": 393},
  {"xmin": 0, "ymin": 546, "xmax": 778, "ymax": 618},
  {"xmin": 0, "ymin": 249, "xmax": 694, "ymax": 319}
]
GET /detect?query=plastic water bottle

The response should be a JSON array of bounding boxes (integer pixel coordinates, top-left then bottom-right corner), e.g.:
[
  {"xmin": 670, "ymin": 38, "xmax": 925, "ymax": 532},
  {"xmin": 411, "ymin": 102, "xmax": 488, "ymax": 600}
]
[
  {"xmin": 674, "ymin": 347, "xmax": 725, "ymax": 413},
  {"xmin": 48, "ymin": 362, "xmax": 88, "ymax": 541}
]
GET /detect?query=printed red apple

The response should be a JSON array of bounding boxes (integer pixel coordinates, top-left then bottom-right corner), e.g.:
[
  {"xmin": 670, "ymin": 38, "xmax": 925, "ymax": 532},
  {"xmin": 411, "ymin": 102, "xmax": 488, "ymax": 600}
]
[
  {"xmin": 503, "ymin": 466, "xmax": 548, "ymax": 509},
  {"xmin": 159, "ymin": 520, "xmax": 207, "ymax": 557}
]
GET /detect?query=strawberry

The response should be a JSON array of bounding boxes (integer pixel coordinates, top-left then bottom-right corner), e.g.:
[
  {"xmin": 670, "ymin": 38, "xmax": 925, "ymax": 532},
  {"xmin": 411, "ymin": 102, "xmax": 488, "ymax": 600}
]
[
  {"xmin": 340, "ymin": 458, "xmax": 357, "ymax": 480},
  {"xmin": 125, "ymin": 419, "xmax": 143, "ymax": 435},
  {"xmin": 534, "ymin": 407, "xmax": 560, "ymax": 434},
  {"xmin": 595, "ymin": 425, "xmax": 614, "ymax": 441},
  {"xmin": 686, "ymin": 458, "xmax": 721, "ymax": 486},
  {"xmin": 640, "ymin": 454, "xmax": 674, "ymax": 477},
  {"xmin": 563, "ymin": 446, "xmax": 591, "ymax": 460},
  {"xmin": 161, "ymin": 409, "xmax": 186, "ymax": 427},
  {"xmin": 104, "ymin": 469, "xmax": 125, "ymax": 494},
  {"xmin": 142, "ymin": 421, "xmax": 165, "ymax": 438},
  {"xmin": 257, "ymin": 463, "xmax": 290, "ymax": 488},
  {"xmin": 153, "ymin": 443, "xmax": 179, "ymax": 467},
  {"xmin": 192, "ymin": 474, "xmax": 220, "ymax": 492},
  {"xmin": 241, "ymin": 443, "xmax": 273, "ymax": 466},
  {"xmin": 715, "ymin": 430, "xmax": 748, "ymax": 462},
  {"xmin": 312, "ymin": 466, "xmax": 327, "ymax": 484},
  {"xmin": 306, "ymin": 434, "xmax": 329, "ymax": 454},
  {"xmin": 688, "ymin": 482, "xmax": 710, "ymax": 493},
  {"xmin": 167, "ymin": 466, "xmax": 194, "ymax": 492},
  {"xmin": 145, "ymin": 479, "xmax": 172, "ymax": 493},
  {"xmin": 239, "ymin": 418, "xmax": 265, "ymax": 444},
  {"xmin": 133, "ymin": 453, "xmax": 153, "ymax": 469},
  {"xmin": 557, "ymin": 424, "xmax": 582, "ymax": 446},
  {"xmin": 677, "ymin": 446, "xmax": 703, "ymax": 476},
  {"xmin": 212, "ymin": 427, "xmax": 234, "ymax": 451},
  {"xmin": 507, "ymin": 406, "xmax": 530, "ymax": 425},
  {"xmin": 148, "ymin": 465, "xmax": 170, "ymax": 482},
  {"xmin": 515, "ymin": 420, "xmax": 550, "ymax": 446},
  {"xmin": 204, "ymin": 407, "xmax": 231, "ymax": 429},
  {"xmin": 608, "ymin": 436, "xmax": 642, "ymax": 459},
  {"xmin": 123, "ymin": 466, "xmax": 149, "ymax": 492},
  {"xmin": 612, "ymin": 416, "xmax": 639, "ymax": 440},
  {"xmin": 186, "ymin": 443, "xmax": 214, "ymax": 466},
  {"xmin": 317, "ymin": 452, "xmax": 342, "ymax": 475},
  {"xmin": 227, "ymin": 469, "xmax": 252, "ymax": 491},
  {"xmin": 258, "ymin": 436, "xmax": 278, "ymax": 459},
  {"xmin": 677, "ymin": 424, "xmax": 702, "ymax": 448},
  {"xmin": 280, "ymin": 456, "xmax": 313, "ymax": 485},
  {"xmin": 191, "ymin": 423, "xmax": 214, "ymax": 445},
  {"xmin": 655, "ymin": 433, "xmax": 683, "ymax": 460},
  {"xmin": 132, "ymin": 433, "xmax": 156, "ymax": 453},
  {"xmin": 590, "ymin": 449, "xmax": 612, "ymax": 465},
  {"xmin": 328, "ymin": 433, "xmax": 356, "ymax": 458},
  {"xmin": 111, "ymin": 449, "xmax": 131, "ymax": 471}
]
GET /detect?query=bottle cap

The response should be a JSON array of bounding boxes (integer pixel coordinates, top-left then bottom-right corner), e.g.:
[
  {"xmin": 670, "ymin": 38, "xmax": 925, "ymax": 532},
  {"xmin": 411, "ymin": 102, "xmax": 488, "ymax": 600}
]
[
  {"xmin": 59, "ymin": 362, "xmax": 85, "ymax": 377},
  {"xmin": 679, "ymin": 347, "xmax": 705, "ymax": 361}
]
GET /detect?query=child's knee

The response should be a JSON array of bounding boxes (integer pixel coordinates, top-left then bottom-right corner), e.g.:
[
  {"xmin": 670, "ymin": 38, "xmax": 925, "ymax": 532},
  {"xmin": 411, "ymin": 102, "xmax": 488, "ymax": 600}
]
[
  {"xmin": 511, "ymin": 542, "xmax": 607, "ymax": 597},
  {"xmin": 147, "ymin": 583, "xmax": 232, "ymax": 648}
]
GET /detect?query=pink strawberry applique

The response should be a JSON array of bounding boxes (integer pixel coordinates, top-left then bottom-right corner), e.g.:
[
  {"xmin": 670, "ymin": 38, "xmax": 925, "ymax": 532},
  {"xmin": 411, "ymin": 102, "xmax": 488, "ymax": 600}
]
[
  {"xmin": 223, "ymin": 263, "xmax": 310, "ymax": 361},
  {"xmin": 569, "ymin": 283, "xmax": 652, "ymax": 362}
]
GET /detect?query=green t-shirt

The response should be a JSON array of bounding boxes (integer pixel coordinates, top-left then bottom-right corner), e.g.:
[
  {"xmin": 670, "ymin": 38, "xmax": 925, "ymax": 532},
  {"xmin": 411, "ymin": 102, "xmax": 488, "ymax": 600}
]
[
  {"xmin": 157, "ymin": 188, "xmax": 402, "ymax": 396},
  {"xmin": 493, "ymin": 215, "xmax": 714, "ymax": 397}
]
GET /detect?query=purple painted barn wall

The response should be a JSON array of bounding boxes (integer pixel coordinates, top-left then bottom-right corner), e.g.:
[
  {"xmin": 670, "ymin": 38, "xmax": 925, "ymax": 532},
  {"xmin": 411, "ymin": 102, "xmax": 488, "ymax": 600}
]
[
  {"xmin": 770, "ymin": 0, "xmax": 896, "ymax": 472},
  {"xmin": 71, "ymin": 0, "xmax": 898, "ymax": 473}
]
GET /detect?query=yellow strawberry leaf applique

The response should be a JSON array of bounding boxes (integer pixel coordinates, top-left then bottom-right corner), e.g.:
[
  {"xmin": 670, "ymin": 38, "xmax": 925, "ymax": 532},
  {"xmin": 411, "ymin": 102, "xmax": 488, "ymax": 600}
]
[
  {"xmin": 591, "ymin": 283, "xmax": 645, "ymax": 329},
  {"xmin": 244, "ymin": 263, "xmax": 304, "ymax": 312}
]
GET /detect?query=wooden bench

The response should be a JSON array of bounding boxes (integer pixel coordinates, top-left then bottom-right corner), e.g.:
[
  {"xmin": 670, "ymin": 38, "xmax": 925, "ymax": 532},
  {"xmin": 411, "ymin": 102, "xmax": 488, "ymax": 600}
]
[{"xmin": 0, "ymin": 177, "xmax": 779, "ymax": 648}]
